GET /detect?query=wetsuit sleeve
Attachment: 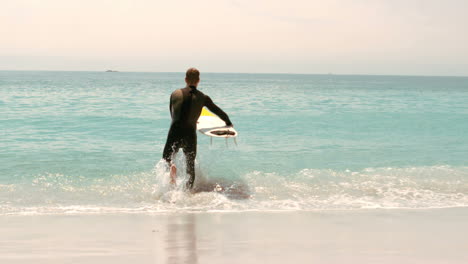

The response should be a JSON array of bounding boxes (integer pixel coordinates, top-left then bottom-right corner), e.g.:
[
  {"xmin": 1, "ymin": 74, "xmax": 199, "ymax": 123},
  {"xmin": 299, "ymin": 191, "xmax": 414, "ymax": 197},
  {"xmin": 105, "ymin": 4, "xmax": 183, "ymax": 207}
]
[
  {"xmin": 204, "ymin": 96, "xmax": 232, "ymax": 126},
  {"xmin": 170, "ymin": 90, "xmax": 183, "ymax": 122},
  {"xmin": 169, "ymin": 94, "xmax": 172, "ymax": 115}
]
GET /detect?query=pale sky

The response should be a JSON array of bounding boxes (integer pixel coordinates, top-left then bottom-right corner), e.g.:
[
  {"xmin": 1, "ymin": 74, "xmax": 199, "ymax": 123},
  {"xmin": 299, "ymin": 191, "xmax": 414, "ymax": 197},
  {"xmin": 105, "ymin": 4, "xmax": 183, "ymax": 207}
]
[{"xmin": 1, "ymin": 0, "xmax": 467, "ymax": 75}]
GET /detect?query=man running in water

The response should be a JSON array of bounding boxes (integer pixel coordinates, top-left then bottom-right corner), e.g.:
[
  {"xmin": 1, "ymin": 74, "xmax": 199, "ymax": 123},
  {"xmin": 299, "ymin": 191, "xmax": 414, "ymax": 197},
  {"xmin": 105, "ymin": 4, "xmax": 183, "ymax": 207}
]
[{"xmin": 162, "ymin": 68, "xmax": 233, "ymax": 189}]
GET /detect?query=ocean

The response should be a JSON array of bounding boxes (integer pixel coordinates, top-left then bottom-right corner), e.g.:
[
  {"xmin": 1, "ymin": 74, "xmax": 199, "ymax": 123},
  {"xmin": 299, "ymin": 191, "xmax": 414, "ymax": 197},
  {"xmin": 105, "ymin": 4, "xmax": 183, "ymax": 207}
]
[{"xmin": 1, "ymin": 71, "xmax": 467, "ymax": 215}]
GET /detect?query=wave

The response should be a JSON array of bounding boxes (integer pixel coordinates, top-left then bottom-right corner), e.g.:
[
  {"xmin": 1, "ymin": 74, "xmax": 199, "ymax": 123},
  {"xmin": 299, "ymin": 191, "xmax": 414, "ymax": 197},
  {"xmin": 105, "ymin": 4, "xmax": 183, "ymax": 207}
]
[{"xmin": 1, "ymin": 164, "xmax": 467, "ymax": 215}]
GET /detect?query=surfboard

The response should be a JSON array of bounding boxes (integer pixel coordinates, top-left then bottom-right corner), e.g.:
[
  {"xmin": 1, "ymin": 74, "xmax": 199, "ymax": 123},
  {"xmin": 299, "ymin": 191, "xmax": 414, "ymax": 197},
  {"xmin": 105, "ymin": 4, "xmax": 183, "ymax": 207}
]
[{"xmin": 196, "ymin": 107, "xmax": 238, "ymax": 138}]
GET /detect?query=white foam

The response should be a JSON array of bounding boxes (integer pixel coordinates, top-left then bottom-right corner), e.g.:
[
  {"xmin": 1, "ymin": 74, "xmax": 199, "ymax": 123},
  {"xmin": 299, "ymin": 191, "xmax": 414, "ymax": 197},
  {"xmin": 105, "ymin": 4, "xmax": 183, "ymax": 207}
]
[{"xmin": 1, "ymin": 166, "xmax": 468, "ymax": 215}]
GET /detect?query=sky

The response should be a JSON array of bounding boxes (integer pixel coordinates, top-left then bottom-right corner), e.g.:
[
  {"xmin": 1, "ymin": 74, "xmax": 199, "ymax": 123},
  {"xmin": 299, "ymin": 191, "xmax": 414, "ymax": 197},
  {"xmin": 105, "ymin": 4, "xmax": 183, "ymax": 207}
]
[{"xmin": 1, "ymin": 0, "xmax": 467, "ymax": 75}]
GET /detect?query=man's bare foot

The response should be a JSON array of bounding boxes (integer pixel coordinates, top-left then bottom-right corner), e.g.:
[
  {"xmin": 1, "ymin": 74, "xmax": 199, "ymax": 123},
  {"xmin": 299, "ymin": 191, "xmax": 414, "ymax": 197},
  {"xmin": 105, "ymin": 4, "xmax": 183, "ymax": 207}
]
[{"xmin": 169, "ymin": 164, "xmax": 177, "ymax": 185}]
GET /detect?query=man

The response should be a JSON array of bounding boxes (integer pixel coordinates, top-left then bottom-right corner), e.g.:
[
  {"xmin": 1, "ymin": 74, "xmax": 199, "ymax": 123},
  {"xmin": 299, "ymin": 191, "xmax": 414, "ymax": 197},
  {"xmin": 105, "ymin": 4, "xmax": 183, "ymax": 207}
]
[{"xmin": 162, "ymin": 68, "xmax": 233, "ymax": 189}]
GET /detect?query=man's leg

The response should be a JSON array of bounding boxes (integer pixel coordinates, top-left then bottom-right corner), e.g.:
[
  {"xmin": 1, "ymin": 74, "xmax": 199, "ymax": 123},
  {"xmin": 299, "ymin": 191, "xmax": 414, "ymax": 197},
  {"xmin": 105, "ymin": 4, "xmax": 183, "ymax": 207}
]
[
  {"xmin": 162, "ymin": 136, "xmax": 180, "ymax": 185},
  {"xmin": 183, "ymin": 150, "xmax": 196, "ymax": 189},
  {"xmin": 183, "ymin": 135, "xmax": 197, "ymax": 189}
]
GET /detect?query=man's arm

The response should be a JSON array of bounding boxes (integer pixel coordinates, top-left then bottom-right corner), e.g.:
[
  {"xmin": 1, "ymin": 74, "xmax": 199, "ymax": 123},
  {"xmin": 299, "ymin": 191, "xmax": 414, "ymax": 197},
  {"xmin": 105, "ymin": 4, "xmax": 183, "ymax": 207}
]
[
  {"xmin": 170, "ymin": 90, "xmax": 183, "ymax": 122},
  {"xmin": 204, "ymin": 96, "xmax": 232, "ymax": 126},
  {"xmin": 169, "ymin": 94, "xmax": 172, "ymax": 116}
]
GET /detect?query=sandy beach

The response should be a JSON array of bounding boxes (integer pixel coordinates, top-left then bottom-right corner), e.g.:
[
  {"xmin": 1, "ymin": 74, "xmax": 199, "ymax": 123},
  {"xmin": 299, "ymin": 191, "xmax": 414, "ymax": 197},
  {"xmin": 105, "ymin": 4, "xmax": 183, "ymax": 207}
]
[{"xmin": 1, "ymin": 208, "xmax": 467, "ymax": 264}]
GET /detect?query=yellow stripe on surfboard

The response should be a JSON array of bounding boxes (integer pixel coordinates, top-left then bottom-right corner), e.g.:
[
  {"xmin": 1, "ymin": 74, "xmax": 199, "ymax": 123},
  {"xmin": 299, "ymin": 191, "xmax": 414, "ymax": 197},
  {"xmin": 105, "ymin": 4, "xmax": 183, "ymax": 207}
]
[{"xmin": 200, "ymin": 107, "xmax": 216, "ymax": 117}]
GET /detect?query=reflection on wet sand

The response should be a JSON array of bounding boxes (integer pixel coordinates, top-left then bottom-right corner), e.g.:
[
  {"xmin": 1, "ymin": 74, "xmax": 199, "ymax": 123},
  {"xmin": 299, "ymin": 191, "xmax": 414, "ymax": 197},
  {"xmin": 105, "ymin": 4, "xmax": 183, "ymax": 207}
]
[{"xmin": 165, "ymin": 214, "xmax": 198, "ymax": 264}]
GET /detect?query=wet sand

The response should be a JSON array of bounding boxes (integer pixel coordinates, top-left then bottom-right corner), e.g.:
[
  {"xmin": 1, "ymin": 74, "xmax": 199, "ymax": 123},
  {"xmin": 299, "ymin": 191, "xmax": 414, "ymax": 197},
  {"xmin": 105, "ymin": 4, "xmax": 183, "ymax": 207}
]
[{"xmin": 1, "ymin": 209, "xmax": 468, "ymax": 264}]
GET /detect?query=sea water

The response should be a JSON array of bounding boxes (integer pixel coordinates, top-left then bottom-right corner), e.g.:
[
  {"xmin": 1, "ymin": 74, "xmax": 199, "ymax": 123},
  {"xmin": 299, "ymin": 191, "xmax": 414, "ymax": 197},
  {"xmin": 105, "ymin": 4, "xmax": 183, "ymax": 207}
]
[{"xmin": 1, "ymin": 71, "xmax": 467, "ymax": 215}]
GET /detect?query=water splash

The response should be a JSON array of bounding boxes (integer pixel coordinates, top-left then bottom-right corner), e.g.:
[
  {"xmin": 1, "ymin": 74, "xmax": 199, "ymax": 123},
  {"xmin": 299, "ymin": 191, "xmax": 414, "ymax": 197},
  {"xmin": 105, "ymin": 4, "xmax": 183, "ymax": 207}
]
[{"xmin": 1, "ymin": 166, "xmax": 467, "ymax": 215}]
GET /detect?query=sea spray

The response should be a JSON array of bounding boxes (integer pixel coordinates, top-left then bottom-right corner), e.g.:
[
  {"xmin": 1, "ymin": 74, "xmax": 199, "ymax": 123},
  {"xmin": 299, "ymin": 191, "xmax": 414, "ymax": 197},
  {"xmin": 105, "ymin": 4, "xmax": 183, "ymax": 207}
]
[{"xmin": 1, "ymin": 166, "xmax": 467, "ymax": 215}]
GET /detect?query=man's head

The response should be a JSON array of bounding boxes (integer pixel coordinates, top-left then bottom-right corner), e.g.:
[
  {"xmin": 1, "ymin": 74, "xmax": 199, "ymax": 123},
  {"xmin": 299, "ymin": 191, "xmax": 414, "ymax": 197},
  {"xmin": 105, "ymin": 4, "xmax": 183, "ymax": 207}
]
[{"xmin": 185, "ymin": 67, "xmax": 200, "ymax": 87}]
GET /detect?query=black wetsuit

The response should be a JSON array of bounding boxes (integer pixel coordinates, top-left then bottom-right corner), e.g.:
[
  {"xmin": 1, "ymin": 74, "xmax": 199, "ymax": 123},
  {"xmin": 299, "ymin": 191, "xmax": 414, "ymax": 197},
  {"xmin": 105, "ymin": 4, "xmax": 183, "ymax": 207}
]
[{"xmin": 162, "ymin": 85, "xmax": 232, "ymax": 189}]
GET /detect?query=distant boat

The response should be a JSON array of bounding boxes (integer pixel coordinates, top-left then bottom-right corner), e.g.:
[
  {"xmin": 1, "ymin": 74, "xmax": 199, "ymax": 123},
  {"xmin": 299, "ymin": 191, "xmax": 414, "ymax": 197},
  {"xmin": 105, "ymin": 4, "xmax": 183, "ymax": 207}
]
[{"xmin": 106, "ymin": 70, "xmax": 118, "ymax": 72}]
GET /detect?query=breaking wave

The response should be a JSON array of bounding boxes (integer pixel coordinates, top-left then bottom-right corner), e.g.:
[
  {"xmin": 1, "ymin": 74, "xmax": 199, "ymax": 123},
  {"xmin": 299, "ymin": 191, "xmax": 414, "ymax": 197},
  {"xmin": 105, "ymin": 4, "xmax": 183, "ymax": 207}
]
[{"xmin": 1, "ymin": 164, "xmax": 467, "ymax": 215}]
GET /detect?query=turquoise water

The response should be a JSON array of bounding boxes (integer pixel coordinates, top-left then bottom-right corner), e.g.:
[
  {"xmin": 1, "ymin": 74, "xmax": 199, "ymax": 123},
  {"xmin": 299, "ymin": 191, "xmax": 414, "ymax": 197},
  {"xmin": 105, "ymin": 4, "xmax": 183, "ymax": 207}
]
[{"xmin": 1, "ymin": 71, "xmax": 467, "ymax": 214}]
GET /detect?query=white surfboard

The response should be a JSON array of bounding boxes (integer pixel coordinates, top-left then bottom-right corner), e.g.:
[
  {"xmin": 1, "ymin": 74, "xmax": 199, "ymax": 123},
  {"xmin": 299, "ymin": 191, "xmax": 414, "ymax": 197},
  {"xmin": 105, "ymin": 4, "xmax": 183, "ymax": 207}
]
[{"xmin": 196, "ymin": 107, "xmax": 238, "ymax": 138}]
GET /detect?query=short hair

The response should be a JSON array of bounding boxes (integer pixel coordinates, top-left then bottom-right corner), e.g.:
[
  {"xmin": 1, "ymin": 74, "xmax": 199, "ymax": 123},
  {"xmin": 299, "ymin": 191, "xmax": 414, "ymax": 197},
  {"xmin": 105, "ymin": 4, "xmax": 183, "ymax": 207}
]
[{"xmin": 185, "ymin": 67, "xmax": 200, "ymax": 84}]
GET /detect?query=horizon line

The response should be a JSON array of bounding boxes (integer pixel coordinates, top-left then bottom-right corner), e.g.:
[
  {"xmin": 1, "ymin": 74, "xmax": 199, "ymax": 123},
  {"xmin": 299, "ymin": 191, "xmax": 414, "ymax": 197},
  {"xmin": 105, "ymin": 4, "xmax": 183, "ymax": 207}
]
[{"xmin": 1, "ymin": 69, "xmax": 467, "ymax": 78}]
